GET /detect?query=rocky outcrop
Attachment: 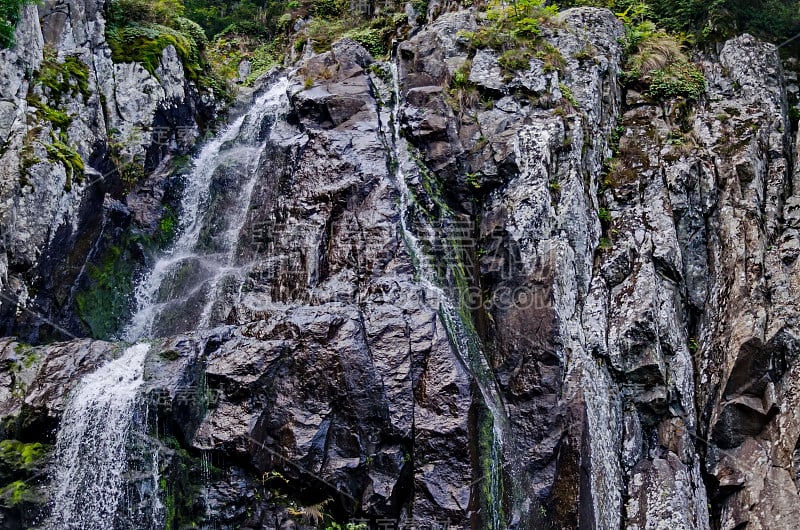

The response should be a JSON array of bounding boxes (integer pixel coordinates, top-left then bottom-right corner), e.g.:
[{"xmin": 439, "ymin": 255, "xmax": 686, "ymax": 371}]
[
  {"xmin": 1, "ymin": 4, "xmax": 800, "ymax": 530},
  {"xmin": 0, "ymin": 0, "xmax": 216, "ymax": 342}
]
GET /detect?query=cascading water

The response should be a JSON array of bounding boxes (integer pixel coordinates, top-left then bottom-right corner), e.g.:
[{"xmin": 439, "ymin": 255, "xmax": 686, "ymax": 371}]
[
  {"xmin": 385, "ymin": 61, "xmax": 514, "ymax": 528},
  {"xmin": 44, "ymin": 77, "xmax": 293, "ymax": 529},
  {"xmin": 124, "ymin": 76, "xmax": 291, "ymax": 341},
  {"xmin": 47, "ymin": 343, "xmax": 151, "ymax": 529}
]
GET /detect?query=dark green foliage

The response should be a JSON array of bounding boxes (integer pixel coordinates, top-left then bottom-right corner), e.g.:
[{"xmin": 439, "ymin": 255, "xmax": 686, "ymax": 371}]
[
  {"xmin": 107, "ymin": 0, "xmax": 185, "ymax": 27},
  {"xmin": 346, "ymin": 27, "xmax": 388, "ymax": 56},
  {"xmin": 185, "ymin": 0, "xmax": 288, "ymax": 39},
  {"xmin": 411, "ymin": 0, "xmax": 428, "ymax": 22},
  {"xmin": 314, "ymin": 0, "xmax": 347, "ymax": 18},
  {"xmin": 559, "ymin": 0, "xmax": 800, "ymax": 48},
  {"xmin": 106, "ymin": 0, "xmax": 229, "ymax": 96},
  {"xmin": 711, "ymin": 0, "xmax": 800, "ymax": 45},
  {"xmin": 0, "ymin": 0, "xmax": 35, "ymax": 49}
]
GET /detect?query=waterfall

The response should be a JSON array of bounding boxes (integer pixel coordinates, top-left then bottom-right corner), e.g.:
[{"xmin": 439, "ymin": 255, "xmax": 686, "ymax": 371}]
[
  {"xmin": 386, "ymin": 62, "xmax": 512, "ymax": 529},
  {"xmin": 47, "ymin": 343, "xmax": 151, "ymax": 529},
  {"xmin": 123, "ymin": 76, "xmax": 291, "ymax": 341},
  {"xmin": 44, "ymin": 75, "xmax": 293, "ymax": 529}
]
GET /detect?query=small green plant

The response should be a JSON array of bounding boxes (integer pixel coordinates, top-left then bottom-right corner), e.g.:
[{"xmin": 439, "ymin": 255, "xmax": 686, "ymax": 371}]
[
  {"xmin": 304, "ymin": 77, "xmax": 313, "ymax": 89},
  {"xmin": 450, "ymin": 61, "xmax": 473, "ymax": 90},
  {"xmin": 572, "ymin": 43, "xmax": 595, "ymax": 60},
  {"xmin": 599, "ymin": 237, "xmax": 612, "ymax": 250},
  {"xmin": 559, "ymin": 82, "xmax": 579, "ymax": 107},
  {"xmin": 688, "ymin": 337, "xmax": 699, "ymax": 353},
  {"xmin": 498, "ymin": 48, "xmax": 532, "ymax": 72},
  {"xmin": 646, "ymin": 61, "xmax": 705, "ymax": 101},
  {"xmin": 598, "ymin": 207, "xmax": 612, "ymax": 223},
  {"xmin": 460, "ymin": 0, "xmax": 560, "ymax": 77}
]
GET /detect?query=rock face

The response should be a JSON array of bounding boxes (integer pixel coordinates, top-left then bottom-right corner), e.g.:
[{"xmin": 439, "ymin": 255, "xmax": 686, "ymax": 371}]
[
  {"xmin": 0, "ymin": 0, "xmax": 215, "ymax": 342},
  {"xmin": 1, "ymin": 5, "xmax": 800, "ymax": 530}
]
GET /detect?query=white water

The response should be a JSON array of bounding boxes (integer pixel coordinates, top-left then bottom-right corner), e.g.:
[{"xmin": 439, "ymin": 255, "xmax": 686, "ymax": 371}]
[
  {"xmin": 47, "ymin": 343, "xmax": 151, "ymax": 529},
  {"xmin": 124, "ymin": 77, "xmax": 291, "ymax": 341},
  {"xmin": 387, "ymin": 63, "xmax": 511, "ymax": 529}
]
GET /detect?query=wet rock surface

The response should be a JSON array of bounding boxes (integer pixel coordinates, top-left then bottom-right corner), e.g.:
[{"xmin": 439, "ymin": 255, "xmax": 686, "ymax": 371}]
[{"xmin": 0, "ymin": 5, "xmax": 799, "ymax": 530}]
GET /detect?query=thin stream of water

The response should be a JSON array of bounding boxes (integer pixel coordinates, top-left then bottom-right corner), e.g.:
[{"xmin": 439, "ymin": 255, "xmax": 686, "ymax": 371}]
[{"xmin": 386, "ymin": 61, "xmax": 511, "ymax": 529}]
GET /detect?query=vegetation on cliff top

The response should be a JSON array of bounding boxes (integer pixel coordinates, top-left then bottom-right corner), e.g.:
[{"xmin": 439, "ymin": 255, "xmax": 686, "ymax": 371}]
[
  {"xmin": 105, "ymin": 0, "xmax": 228, "ymax": 97},
  {"xmin": 563, "ymin": 0, "xmax": 800, "ymax": 48}
]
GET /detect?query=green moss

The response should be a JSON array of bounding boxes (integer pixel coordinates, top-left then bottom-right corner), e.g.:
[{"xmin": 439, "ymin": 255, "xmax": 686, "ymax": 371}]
[
  {"xmin": 157, "ymin": 434, "xmax": 210, "ymax": 529},
  {"xmin": 0, "ymin": 440, "xmax": 47, "ymax": 471},
  {"xmin": 0, "ymin": 480, "xmax": 34, "ymax": 507},
  {"xmin": 12, "ymin": 343, "xmax": 37, "ymax": 368},
  {"xmin": 159, "ymin": 349, "xmax": 180, "ymax": 361},
  {"xmin": 74, "ymin": 244, "xmax": 135, "ymax": 338},
  {"xmin": 108, "ymin": 24, "xmax": 200, "ymax": 80},
  {"xmin": 36, "ymin": 53, "xmax": 90, "ymax": 102},
  {"xmin": 45, "ymin": 136, "xmax": 84, "ymax": 192},
  {"xmin": 26, "ymin": 95, "xmax": 72, "ymax": 131}
]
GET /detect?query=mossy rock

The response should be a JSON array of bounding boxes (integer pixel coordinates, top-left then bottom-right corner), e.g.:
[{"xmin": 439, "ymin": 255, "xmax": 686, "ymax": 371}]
[{"xmin": 0, "ymin": 440, "xmax": 48, "ymax": 473}]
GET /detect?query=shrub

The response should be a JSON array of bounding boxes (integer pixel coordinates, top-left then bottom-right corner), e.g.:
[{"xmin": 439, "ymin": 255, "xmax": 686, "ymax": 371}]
[
  {"xmin": 647, "ymin": 61, "xmax": 705, "ymax": 100},
  {"xmin": 314, "ymin": 0, "xmax": 348, "ymax": 19},
  {"xmin": 106, "ymin": 0, "xmax": 184, "ymax": 28},
  {"xmin": 626, "ymin": 29, "xmax": 684, "ymax": 77},
  {"xmin": 498, "ymin": 48, "xmax": 532, "ymax": 72},
  {"xmin": 345, "ymin": 27, "xmax": 387, "ymax": 56},
  {"xmin": 620, "ymin": 16, "xmax": 705, "ymax": 101},
  {"xmin": 247, "ymin": 43, "xmax": 278, "ymax": 83},
  {"xmin": 463, "ymin": 0, "xmax": 561, "ymax": 77}
]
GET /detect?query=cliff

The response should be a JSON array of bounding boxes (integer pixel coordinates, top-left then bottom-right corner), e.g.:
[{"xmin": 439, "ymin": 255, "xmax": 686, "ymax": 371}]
[
  {"xmin": 0, "ymin": 0, "xmax": 217, "ymax": 342},
  {"xmin": 0, "ymin": 2, "xmax": 798, "ymax": 530}
]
